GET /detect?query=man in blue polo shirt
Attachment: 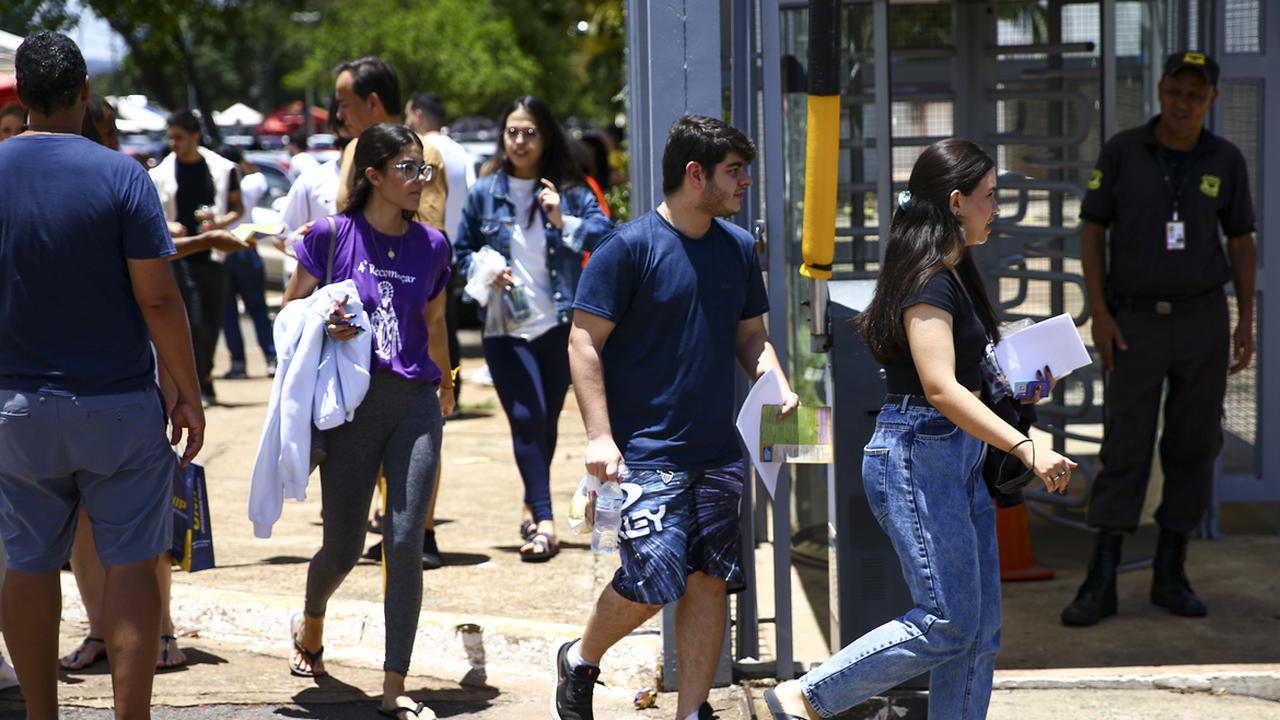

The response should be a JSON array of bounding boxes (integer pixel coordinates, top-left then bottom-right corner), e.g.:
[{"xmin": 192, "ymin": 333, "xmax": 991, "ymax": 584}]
[
  {"xmin": 1063, "ymin": 51, "xmax": 1256, "ymax": 627},
  {"xmin": 0, "ymin": 32, "xmax": 204, "ymax": 719},
  {"xmin": 552, "ymin": 115, "xmax": 798, "ymax": 720}
]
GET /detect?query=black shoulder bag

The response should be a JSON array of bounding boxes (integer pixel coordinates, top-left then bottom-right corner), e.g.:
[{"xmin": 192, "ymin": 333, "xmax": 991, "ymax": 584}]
[{"xmin": 978, "ymin": 342, "xmax": 1037, "ymax": 506}]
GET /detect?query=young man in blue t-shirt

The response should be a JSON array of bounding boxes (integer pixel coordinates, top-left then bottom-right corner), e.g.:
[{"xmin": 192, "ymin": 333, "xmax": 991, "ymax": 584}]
[
  {"xmin": 554, "ymin": 115, "xmax": 798, "ymax": 720},
  {"xmin": 0, "ymin": 32, "xmax": 204, "ymax": 720}
]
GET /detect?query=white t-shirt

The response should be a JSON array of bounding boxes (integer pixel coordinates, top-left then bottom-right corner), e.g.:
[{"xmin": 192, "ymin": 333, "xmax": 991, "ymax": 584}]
[
  {"xmin": 239, "ymin": 171, "xmax": 269, "ymax": 214},
  {"xmin": 423, "ymin": 132, "xmax": 476, "ymax": 239},
  {"xmin": 288, "ymin": 151, "xmax": 321, "ymax": 179},
  {"xmin": 281, "ymin": 159, "xmax": 340, "ymax": 233},
  {"xmin": 505, "ymin": 176, "xmax": 558, "ymax": 341}
]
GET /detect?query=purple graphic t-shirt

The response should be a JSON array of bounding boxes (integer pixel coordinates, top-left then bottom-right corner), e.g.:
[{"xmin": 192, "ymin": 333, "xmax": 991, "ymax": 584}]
[{"xmin": 296, "ymin": 213, "xmax": 452, "ymax": 383}]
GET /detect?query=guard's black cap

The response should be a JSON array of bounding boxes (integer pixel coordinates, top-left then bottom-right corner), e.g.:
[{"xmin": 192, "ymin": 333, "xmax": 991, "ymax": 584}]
[{"xmin": 1163, "ymin": 51, "xmax": 1219, "ymax": 85}]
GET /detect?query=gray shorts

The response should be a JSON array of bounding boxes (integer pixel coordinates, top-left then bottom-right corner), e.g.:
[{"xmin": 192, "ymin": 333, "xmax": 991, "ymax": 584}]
[{"xmin": 0, "ymin": 388, "xmax": 176, "ymax": 572}]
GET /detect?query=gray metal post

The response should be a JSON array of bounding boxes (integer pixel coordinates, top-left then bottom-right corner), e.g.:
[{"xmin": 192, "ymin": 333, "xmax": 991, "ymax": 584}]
[
  {"xmin": 1101, "ymin": 0, "xmax": 1118, "ymax": 141},
  {"xmin": 760, "ymin": 0, "xmax": 796, "ymax": 682},
  {"xmin": 873, "ymin": 0, "xmax": 892, "ymax": 265},
  {"xmin": 626, "ymin": 0, "xmax": 727, "ymax": 691},
  {"xmin": 729, "ymin": 0, "xmax": 763, "ymax": 664},
  {"xmin": 626, "ymin": 0, "xmax": 722, "ymax": 216},
  {"xmin": 1262, "ymin": 0, "xmax": 1279, "ymax": 509}
]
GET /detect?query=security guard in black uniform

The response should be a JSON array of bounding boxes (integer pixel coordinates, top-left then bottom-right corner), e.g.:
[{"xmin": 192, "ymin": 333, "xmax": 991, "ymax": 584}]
[{"xmin": 1063, "ymin": 51, "xmax": 1257, "ymax": 627}]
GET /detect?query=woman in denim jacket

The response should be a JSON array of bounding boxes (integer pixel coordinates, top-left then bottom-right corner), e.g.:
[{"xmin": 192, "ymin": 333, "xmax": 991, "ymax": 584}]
[
  {"xmin": 764, "ymin": 140, "xmax": 1077, "ymax": 719},
  {"xmin": 454, "ymin": 96, "xmax": 612, "ymax": 562}
]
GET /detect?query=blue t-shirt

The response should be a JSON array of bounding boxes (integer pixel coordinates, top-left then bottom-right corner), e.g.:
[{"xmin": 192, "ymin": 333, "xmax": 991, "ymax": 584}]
[
  {"xmin": 0, "ymin": 134, "xmax": 175, "ymax": 395},
  {"xmin": 573, "ymin": 210, "xmax": 769, "ymax": 470}
]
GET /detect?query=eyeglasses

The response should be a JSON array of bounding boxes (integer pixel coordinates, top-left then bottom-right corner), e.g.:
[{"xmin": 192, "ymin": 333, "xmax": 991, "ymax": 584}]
[
  {"xmin": 505, "ymin": 126, "xmax": 539, "ymax": 141},
  {"xmin": 392, "ymin": 161, "xmax": 434, "ymax": 183}
]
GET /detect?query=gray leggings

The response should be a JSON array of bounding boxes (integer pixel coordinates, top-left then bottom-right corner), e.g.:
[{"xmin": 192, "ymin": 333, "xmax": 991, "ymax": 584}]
[{"xmin": 304, "ymin": 372, "xmax": 442, "ymax": 675}]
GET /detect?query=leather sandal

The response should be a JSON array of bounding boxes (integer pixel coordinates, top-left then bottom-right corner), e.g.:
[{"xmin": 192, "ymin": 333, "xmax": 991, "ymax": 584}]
[
  {"xmin": 519, "ymin": 531, "xmax": 559, "ymax": 563},
  {"xmin": 519, "ymin": 518, "xmax": 537, "ymax": 542}
]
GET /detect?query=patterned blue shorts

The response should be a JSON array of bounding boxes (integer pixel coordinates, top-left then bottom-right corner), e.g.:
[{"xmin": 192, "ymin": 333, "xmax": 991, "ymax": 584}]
[{"xmin": 611, "ymin": 459, "xmax": 746, "ymax": 605}]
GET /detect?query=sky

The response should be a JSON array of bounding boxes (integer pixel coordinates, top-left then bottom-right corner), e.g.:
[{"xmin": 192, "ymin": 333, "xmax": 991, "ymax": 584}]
[{"xmin": 70, "ymin": 2, "xmax": 120, "ymax": 73}]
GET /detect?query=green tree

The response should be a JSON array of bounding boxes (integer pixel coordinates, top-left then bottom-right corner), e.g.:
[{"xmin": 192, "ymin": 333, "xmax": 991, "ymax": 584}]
[
  {"xmin": 85, "ymin": 0, "xmax": 317, "ymax": 143},
  {"xmin": 0, "ymin": 0, "xmax": 76, "ymax": 36},
  {"xmin": 488, "ymin": 0, "xmax": 624, "ymax": 122},
  {"xmin": 284, "ymin": 0, "xmax": 541, "ymax": 120}
]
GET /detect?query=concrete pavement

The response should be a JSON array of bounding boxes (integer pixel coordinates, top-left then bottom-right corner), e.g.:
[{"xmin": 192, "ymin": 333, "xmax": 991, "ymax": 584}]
[{"xmin": 2, "ymin": 324, "xmax": 1277, "ymax": 718}]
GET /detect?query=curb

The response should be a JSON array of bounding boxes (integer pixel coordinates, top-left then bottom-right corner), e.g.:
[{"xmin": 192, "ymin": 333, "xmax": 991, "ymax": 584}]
[
  {"xmin": 994, "ymin": 665, "xmax": 1280, "ymax": 702},
  {"xmin": 58, "ymin": 574, "xmax": 662, "ymax": 690}
]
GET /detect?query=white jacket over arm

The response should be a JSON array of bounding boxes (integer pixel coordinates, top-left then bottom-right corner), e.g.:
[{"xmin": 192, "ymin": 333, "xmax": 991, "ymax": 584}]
[{"xmin": 248, "ymin": 280, "xmax": 371, "ymax": 538}]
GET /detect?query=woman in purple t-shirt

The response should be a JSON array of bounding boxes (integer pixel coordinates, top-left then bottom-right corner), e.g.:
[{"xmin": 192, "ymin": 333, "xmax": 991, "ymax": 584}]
[{"xmin": 281, "ymin": 123, "xmax": 453, "ymax": 719}]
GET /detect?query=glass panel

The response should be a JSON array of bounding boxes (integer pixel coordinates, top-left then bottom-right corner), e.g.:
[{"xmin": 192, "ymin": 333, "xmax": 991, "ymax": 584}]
[
  {"xmin": 1187, "ymin": 0, "xmax": 1200, "ymax": 49},
  {"xmin": 1218, "ymin": 79, "xmax": 1261, "ymax": 470},
  {"xmin": 1224, "ymin": 0, "xmax": 1263, "ymax": 54}
]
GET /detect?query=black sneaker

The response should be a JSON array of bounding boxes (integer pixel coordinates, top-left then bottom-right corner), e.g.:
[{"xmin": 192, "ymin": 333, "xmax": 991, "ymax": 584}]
[
  {"xmin": 422, "ymin": 529, "xmax": 443, "ymax": 570},
  {"xmin": 223, "ymin": 362, "xmax": 248, "ymax": 380},
  {"xmin": 551, "ymin": 639, "xmax": 600, "ymax": 720},
  {"xmin": 699, "ymin": 701, "xmax": 716, "ymax": 719},
  {"xmin": 363, "ymin": 540, "xmax": 382, "ymax": 561}
]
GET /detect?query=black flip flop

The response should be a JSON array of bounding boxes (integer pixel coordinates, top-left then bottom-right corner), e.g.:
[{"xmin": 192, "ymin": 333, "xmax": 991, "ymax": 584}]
[
  {"xmin": 60, "ymin": 636, "xmax": 108, "ymax": 671},
  {"xmin": 763, "ymin": 688, "xmax": 808, "ymax": 720},
  {"xmin": 378, "ymin": 700, "xmax": 428, "ymax": 719},
  {"xmin": 519, "ymin": 531, "xmax": 559, "ymax": 563},
  {"xmin": 156, "ymin": 634, "xmax": 188, "ymax": 670},
  {"xmin": 289, "ymin": 614, "xmax": 326, "ymax": 678}
]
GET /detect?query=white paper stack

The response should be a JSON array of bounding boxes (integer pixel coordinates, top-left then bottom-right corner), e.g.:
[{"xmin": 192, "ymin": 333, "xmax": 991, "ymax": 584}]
[{"xmin": 993, "ymin": 313, "xmax": 1092, "ymax": 384}]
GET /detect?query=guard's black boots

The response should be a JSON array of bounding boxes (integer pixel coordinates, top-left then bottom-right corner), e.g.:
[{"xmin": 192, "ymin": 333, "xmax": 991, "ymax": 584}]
[
  {"xmin": 1062, "ymin": 531, "xmax": 1122, "ymax": 627},
  {"xmin": 1151, "ymin": 527, "xmax": 1208, "ymax": 617}
]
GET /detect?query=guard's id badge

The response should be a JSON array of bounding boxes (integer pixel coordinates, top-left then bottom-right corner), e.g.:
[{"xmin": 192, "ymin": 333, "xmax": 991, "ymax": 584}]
[{"xmin": 1165, "ymin": 220, "xmax": 1186, "ymax": 251}]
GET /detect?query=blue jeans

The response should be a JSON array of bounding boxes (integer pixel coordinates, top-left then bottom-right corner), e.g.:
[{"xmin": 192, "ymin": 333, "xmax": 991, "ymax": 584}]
[
  {"xmin": 222, "ymin": 248, "xmax": 276, "ymax": 364},
  {"xmin": 800, "ymin": 399, "xmax": 1000, "ymax": 719},
  {"xmin": 482, "ymin": 323, "xmax": 572, "ymax": 522}
]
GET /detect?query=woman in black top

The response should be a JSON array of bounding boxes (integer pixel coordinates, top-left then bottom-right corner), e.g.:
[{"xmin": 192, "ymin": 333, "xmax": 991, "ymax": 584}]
[{"xmin": 765, "ymin": 140, "xmax": 1076, "ymax": 719}]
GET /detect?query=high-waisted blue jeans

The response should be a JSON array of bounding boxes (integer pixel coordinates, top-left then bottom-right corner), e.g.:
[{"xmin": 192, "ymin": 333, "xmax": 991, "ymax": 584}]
[{"xmin": 800, "ymin": 399, "xmax": 1001, "ymax": 719}]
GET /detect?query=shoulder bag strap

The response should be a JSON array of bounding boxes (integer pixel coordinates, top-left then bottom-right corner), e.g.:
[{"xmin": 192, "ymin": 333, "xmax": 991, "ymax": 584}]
[{"xmin": 324, "ymin": 216, "xmax": 337, "ymax": 285}]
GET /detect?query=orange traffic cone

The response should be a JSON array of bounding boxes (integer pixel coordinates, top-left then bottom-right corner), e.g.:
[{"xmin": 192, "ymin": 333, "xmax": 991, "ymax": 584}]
[{"xmin": 995, "ymin": 502, "xmax": 1055, "ymax": 581}]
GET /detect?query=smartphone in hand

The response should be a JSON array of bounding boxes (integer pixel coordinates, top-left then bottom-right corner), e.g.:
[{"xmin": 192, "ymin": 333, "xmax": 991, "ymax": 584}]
[{"xmin": 1014, "ymin": 379, "xmax": 1050, "ymax": 401}]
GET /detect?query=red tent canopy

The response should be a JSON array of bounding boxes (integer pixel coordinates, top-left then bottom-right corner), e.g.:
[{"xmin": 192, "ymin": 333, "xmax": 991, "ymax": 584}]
[
  {"xmin": 256, "ymin": 101, "xmax": 327, "ymax": 136},
  {"xmin": 0, "ymin": 75, "xmax": 19, "ymax": 108}
]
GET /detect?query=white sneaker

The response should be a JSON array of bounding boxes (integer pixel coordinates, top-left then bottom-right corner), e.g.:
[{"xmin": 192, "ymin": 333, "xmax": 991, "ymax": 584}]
[
  {"xmin": 0, "ymin": 656, "xmax": 18, "ymax": 691},
  {"xmin": 470, "ymin": 364, "xmax": 494, "ymax": 386}
]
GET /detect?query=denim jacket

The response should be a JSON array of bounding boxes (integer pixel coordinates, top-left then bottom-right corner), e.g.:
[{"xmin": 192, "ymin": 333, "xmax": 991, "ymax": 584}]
[{"xmin": 454, "ymin": 170, "xmax": 613, "ymax": 324}]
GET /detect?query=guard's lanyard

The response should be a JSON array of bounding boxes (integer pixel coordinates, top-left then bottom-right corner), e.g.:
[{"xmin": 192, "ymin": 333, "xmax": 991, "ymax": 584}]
[{"xmin": 1157, "ymin": 144, "xmax": 1193, "ymax": 222}]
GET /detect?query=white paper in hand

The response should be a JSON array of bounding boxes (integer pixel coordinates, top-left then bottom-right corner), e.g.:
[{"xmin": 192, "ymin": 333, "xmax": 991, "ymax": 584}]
[
  {"xmin": 736, "ymin": 368, "xmax": 784, "ymax": 499},
  {"xmin": 994, "ymin": 313, "xmax": 1092, "ymax": 384}
]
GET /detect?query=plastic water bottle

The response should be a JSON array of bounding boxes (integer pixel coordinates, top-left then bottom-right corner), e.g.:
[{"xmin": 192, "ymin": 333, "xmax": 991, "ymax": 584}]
[{"xmin": 592, "ymin": 468, "xmax": 627, "ymax": 554}]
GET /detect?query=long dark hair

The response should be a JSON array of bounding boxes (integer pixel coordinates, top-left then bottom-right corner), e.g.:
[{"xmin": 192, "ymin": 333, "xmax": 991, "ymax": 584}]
[
  {"xmin": 343, "ymin": 122, "xmax": 423, "ymax": 221},
  {"xmin": 80, "ymin": 94, "xmax": 115, "ymax": 146},
  {"xmin": 481, "ymin": 95, "xmax": 583, "ymax": 190},
  {"xmin": 858, "ymin": 139, "xmax": 1000, "ymax": 362}
]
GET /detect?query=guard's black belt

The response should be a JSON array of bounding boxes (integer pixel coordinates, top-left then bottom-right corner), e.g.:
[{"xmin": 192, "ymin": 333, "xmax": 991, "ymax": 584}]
[{"xmin": 1111, "ymin": 288, "xmax": 1223, "ymax": 315}]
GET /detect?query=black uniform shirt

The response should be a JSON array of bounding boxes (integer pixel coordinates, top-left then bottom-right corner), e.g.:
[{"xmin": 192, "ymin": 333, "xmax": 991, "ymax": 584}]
[{"xmin": 1080, "ymin": 115, "xmax": 1255, "ymax": 299}]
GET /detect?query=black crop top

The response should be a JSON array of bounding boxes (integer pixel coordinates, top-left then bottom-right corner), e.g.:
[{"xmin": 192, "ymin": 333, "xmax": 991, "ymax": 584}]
[{"xmin": 882, "ymin": 270, "xmax": 988, "ymax": 395}]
